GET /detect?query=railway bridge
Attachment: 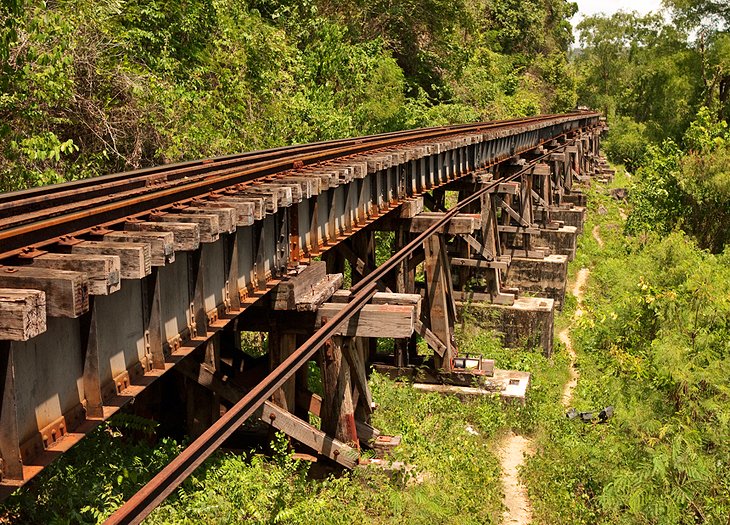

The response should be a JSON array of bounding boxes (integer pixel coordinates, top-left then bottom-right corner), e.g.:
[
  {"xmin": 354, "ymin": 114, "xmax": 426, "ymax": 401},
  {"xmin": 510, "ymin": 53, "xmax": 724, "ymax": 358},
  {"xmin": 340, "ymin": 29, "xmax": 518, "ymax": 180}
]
[{"xmin": 0, "ymin": 112, "xmax": 603, "ymax": 522}]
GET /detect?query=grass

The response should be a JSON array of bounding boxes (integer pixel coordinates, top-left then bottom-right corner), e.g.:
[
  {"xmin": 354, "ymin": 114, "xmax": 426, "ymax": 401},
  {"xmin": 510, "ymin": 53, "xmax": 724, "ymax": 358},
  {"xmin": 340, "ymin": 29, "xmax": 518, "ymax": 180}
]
[{"xmin": 1, "ymin": 170, "xmax": 634, "ymax": 525}]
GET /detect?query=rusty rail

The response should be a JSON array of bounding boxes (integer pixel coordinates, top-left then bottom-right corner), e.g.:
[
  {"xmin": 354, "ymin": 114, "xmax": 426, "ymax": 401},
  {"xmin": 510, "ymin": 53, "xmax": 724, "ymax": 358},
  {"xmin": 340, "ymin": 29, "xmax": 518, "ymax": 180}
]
[
  {"xmin": 0, "ymin": 113, "xmax": 592, "ymax": 259},
  {"xmin": 103, "ymin": 139, "xmax": 572, "ymax": 524}
]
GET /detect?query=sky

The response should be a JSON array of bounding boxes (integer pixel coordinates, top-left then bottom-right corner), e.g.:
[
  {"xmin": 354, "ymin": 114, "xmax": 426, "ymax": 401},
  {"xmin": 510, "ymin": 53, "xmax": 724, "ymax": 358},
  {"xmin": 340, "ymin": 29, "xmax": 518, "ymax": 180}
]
[{"xmin": 571, "ymin": 0, "xmax": 665, "ymax": 27}]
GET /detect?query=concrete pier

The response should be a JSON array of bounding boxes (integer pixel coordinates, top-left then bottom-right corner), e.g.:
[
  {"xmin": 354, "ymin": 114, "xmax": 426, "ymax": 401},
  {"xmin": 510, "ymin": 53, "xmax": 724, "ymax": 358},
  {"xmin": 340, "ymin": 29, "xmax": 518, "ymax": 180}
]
[
  {"xmin": 549, "ymin": 206, "xmax": 586, "ymax": 234},
  {"xmin": 504, "ymin": 254, "xmax": 568, "ymax": 309},
  {"xmin": 459, "ymin": 296, "xmax": 555, "ymax": 356}
]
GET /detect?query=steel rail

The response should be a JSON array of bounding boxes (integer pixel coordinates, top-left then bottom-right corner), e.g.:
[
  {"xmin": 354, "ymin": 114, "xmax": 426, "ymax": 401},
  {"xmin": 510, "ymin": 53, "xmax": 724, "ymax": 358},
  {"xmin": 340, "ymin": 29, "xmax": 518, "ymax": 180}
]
[
  {"xmin": 102, "ymin": 132, "xmax": 586, "ymax": 524},
  {"xmin": 0, "ymin": 113, "xmax": 565, "ymax": 212},
  {"xmin": 0, "ymin": 113, "xmax": 595, "ymax": 259},
  {"xmin": 0, "ymin": 114, "xmax": 559, "ymax": 221}
]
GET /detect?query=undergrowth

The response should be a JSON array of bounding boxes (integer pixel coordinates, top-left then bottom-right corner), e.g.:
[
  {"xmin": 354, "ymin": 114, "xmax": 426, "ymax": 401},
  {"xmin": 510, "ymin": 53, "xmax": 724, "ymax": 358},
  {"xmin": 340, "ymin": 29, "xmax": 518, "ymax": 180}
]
[
  {"xmin": 524, "ymin": 168, "xmax": 730, "ymax": 524},
  {"xmin": 2, "ymin": 332, "xmax": 561, "ymax": 524}
]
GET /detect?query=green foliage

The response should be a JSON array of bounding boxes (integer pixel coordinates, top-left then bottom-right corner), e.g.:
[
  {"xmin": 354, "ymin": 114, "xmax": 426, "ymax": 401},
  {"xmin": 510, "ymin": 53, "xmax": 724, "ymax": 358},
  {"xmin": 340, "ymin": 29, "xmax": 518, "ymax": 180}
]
[
  {"xmin": 0, "ymin": 417, "xmax": 182, "ymax": 524},
  {"xmin": 626, "ymin": 109, "xmax": 730, "ymax": 252},
  {"xmin": 602, "ymin": 117, "xmax": 649, "ymax": 171},
  {"xmin": 1, "ymin": 0, "xmax": 580, "ymax": 192},
  {"xmin": 572, "ymin": 0, "xmax": 730, "ymax": 141},
  {"xmin": 526, "ymin": 180, "xmax": 730, "ymax": 524},
  {"xmin": 683, "ymin": 106, "xmax": 730, "ymax": 151}
]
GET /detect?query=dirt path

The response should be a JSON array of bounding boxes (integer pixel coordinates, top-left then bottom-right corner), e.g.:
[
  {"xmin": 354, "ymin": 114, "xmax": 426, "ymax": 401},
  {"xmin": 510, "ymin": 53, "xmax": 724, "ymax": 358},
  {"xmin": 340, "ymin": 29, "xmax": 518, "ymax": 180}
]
[
  {"xmin": 497, "ymin": 269, "xmax": 590, "ymax": 524},
  {"xmin": 559, "ymin": 268, "xmax": 589, "ymax": 406},
  {"xmin": 497, "ymin": 432, "xmax": 535, "ymax": 524},
  {"xmin": 592, "ymin": 225, "xmax": 604, "ymax": 248}
]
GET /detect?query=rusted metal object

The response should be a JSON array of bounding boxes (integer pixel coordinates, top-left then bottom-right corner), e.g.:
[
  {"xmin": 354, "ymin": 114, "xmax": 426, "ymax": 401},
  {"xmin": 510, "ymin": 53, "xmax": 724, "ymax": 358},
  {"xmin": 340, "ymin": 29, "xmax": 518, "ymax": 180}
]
[
  {"xmin": 104, "ymin": 139, "xmax": 583, "ymax": 524},
  {"xmin": 0, "ymin": 113, "xmax": 602, "ymax": 506},
  {"xmin": 0, "ymin": 113, "xmax": 595, "ymax": 259}
]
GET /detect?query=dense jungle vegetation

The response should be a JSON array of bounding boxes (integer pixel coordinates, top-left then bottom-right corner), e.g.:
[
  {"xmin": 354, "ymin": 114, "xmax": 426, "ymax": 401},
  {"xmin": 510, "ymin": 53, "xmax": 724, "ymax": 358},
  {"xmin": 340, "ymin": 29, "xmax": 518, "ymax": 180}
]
[
  {"xmin": 0, "ymin": 0, "xmax": 578, "ymax": 191},
  {"xmin": 1, "ymin": 0, "xmax": 730, "ymax": 523}
]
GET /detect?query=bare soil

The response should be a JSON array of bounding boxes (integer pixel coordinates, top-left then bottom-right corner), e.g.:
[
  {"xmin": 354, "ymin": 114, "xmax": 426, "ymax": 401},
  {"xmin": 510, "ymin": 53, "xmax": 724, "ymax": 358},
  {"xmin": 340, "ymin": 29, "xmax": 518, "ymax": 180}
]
[
  {"xmin": 592, "ymin": 225, "xmax": 604, "ymax": 248},
  {"xmin": 497, "ymin": 432, "xmax": 535, "ymax": 524},
  {"xmin": 498, "ymin": 268, "xmax": 590, "ymax": 524}
]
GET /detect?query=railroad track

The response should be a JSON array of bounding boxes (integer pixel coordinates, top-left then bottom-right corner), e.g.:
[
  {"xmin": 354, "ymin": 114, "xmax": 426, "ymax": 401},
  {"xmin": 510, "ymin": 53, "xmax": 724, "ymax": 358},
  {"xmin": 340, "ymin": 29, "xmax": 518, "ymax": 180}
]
[
  {"xmin": 0, "ymin": 112, "xmax": 601, "ymax": 522},
  {"xmin": 0, "ymin": 113, "xmax": 585, "ymax": 259},
  {"xmin": 103, "ymin": 114, "xmax": 600, "ymax": 524}
]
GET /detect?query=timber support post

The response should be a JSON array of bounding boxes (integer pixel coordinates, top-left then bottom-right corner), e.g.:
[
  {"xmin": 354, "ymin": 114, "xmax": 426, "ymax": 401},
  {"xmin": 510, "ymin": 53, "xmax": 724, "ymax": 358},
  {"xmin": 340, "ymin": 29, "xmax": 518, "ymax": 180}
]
[{"xmin": 423, "ymin": 234, "xmax": 456, "ymax": 371}]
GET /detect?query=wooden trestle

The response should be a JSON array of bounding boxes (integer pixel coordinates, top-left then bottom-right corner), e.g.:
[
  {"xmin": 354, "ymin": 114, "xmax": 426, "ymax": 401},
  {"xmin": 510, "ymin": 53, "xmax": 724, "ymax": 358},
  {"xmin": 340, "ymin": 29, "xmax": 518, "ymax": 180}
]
[{"xmin": 0, "ymin": 114, "xmax": 603, "ymax": 495}]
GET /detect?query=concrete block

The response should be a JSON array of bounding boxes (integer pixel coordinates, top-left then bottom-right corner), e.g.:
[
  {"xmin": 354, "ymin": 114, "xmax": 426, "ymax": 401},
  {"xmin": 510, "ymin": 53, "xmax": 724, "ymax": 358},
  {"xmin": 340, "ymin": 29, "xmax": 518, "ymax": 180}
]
[
  {"xmin": 501, "ymin": 226, "xmax": 578, "ymax": 261},
  {"xmin": 411, "ymin": 369, "xmax": 531, "ymax": 404},
  {"xmin": 504, "ymin": 254, "xmax": 568, "ymax": 309},
  {"xmin": 534, "ymin": 226, "xmax": 577, "ymax": 261},
  {"xmin": 562, "ymin": 191, "xmax": 586, "ymax": 207},
  {"xmin": 459, "ymin": 296, "xmax": 554, "ymax": 355},
  {"xmin": 549, "ymin": 206, "xmax": 586, "ymax": 234}
]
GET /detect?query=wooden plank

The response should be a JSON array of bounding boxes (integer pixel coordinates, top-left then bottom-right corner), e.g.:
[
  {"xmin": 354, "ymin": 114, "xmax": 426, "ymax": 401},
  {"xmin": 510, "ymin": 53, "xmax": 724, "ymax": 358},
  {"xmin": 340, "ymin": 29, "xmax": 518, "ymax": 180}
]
[
  {"xmin": 205, "ymin": 199, "xmax": 255, "ymax": 226},
  {"xmin": 32, "ymin": 253, "xmax": 121, "ymax": 295},
  {"xmin": 181, "ymin": 206, "xmax": 236, "ymax": 234},
  {"xmin": 453, "ymin": 290, "xmax": 515, "ymax": 305},
  {"xmin": 348, "ymin": 161, "xmax": 368, "ymax": 179},
  {"xmin": 174, "ymin": 358, "xmax": 359, "ymax": 467},
  {"xmin": 273, "ymin": 261, "xmax": 327, "ymax": 310},
  {"xmin": 320, "ymin": 336, "xmax": 358, "ymax": 445},
  {"xmin": 415, "ymin": 319, "xmax": 447, "ymax": 357},
  {"xmin": 294, "ymin": 389, "xmax": 381, "ymax": 444},
  {"xmin": 530, "ymin": 163, "xmax": 551, "ymax": 176},
  {"xmin": 341, "ymin": 337, "xmax": 373, "ymax": 414},
  {"xmin": 219, "ymin": 195, "xmax": 265, "ymax": 221},
  {"xmin": 531, "ymin": 189, "xmax": 548, "ymax": 208},
  {"xmin": 450, "ymin": 258, "xmax": 508, "ymax": 270},
  {"xmin": 399, "ymin": 197, "xmax": 424, "ymax": 219},
  {"xmin": 269, "ymin": 332, "xmax": 297, "ymax": 411},
  {"xmin": 284, "ymin": 176, "xmax": 319, "ymax": 198},
  {"xmin": 0, "ymin": 266, "xmax": 88, "ymax": 318},
  {"xmin": 0, "ymin": 289, "xmax": 46, "ymax": 341},
  {"xmin": 152, "ymin": 213, "xmax": 220, "ymax": 243},
  {"xmin": 295, "ymin": 274, "xmax": 343, "ymax": 312},
  {"xmin": 267, "ymin": 183, "xmax": 302, "ymax": 203},
  {"xmin": 267, "ymin": 184, "xmax": 293, "ymax": 207},
  {"xmin": 486, "ymin": 182, "xmax": 519, "ymax": 194},
  {"xmin": 103, "ymin": 231, "xmax": 174, "ymax": 266},
  {"xmin": 260, "ymin": 401, "xmax": 359, "ymax": 468},
  {"xmin": 80, "ymin": 297, "xmax": 103, "ymax": 419},
  {"xmin": 461, "ymin": 233, "xmax": 495, "ymax": 260},
  {"xmin": 497, "ymin": 225, "xmax": 541, "ymax": 234},
  {"xmin": 72, "ymin": 241, "xmax": 151, "ymax": 280},
  {"xmin": 239, "ymin": 190, "xmax": 277, "ymax": 214},
  {"xmin": 423, "ymin": 234, "xmax": 454, "ymax": 370},
  {"xmin": 330, "ymin": 291, "xmax": 420, "ymax": 307},
  {"xmin": 240, "ymin": 184, "xmax": 292, "ymax": 211},
  {"xmin": 315, "ymin": 169, "xmax": 339, "ymax": 188},
  {"xmin": 496, "ymin": 196, "xmax": 531, "ymax": 227},
  {"xmin": 124, "ymin": 221, "xmax": 200, "ymax": 252},
  {"xmin": 316, "ymin": 303, "xmax": 416, "ymax": 338},
  {"xmin": 406, "ymin": 213, "xmax": 481, "ymax": 234},
  {"xmin": 328, "ymin": 164, "xmax": 354, "ymax": 184},
  {"xmin": 0, "ymin": 343, "xmax": 23, "ymax": 480},
  {"xmin": 174, "ymin": 358, "xmax": 246, "ymax": 409}
]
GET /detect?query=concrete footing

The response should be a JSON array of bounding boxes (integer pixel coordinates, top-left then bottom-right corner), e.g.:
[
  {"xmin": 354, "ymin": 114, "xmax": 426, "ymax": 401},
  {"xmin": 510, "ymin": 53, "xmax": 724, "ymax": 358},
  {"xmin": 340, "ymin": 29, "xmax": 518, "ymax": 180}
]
[
  {"xmin": 459, "ymin": 296, "xmax": 554, "ymax": 355},
  {"xmin": 412, "ymin": 368, "xmax": 531, "ymax": 404},
  {"xmin": 503, "ymin": 254, "xmax": 568, "ymax": 309},
  {"xmin": 562, "ymin": 192, "xmax": 586, "ymax": 207},
  {"xmin": 549, "ymin": 206, "xmax": 586, "ymax": 234},
  {"xmin": 502, "ymin": 226, "xmax": 578, "ymax": 261}
]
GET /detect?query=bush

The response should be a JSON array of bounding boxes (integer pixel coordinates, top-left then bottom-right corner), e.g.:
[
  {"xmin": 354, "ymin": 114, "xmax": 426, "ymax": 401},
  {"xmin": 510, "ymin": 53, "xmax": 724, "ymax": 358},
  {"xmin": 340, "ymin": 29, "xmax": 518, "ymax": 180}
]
[
  {"xmin": 603, "ymin": 116, "xmax": 650, "ymax": 171},
  {"xmin": 626, "ymin": 109, "xmax": 730, "ymax": 252}
]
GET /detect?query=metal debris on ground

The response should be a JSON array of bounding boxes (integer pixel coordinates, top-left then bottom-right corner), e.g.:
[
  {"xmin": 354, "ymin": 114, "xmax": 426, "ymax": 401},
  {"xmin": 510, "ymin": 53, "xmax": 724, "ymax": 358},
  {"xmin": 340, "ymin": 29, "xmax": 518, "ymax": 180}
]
[{"xmin": 565, "ymin": 405, "xmax": 614, "ymax": 423}]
